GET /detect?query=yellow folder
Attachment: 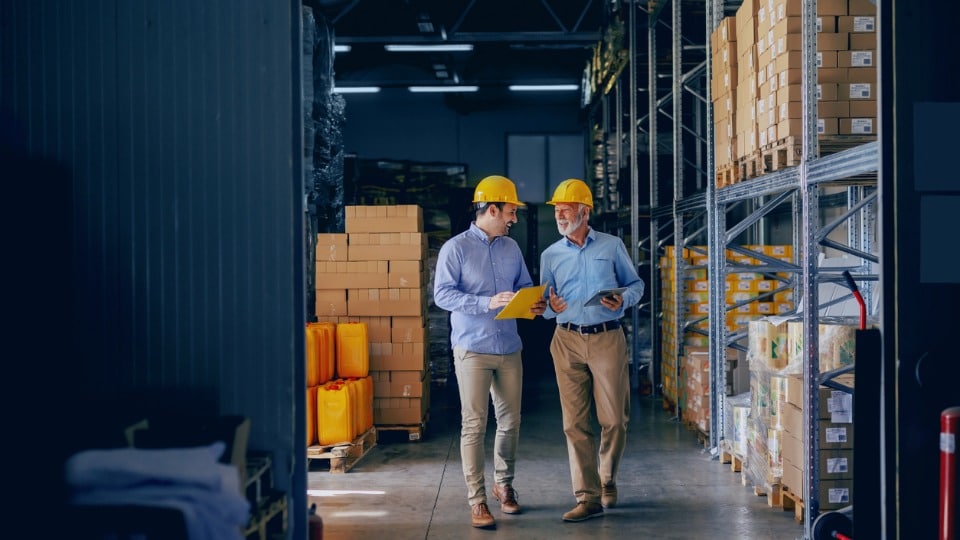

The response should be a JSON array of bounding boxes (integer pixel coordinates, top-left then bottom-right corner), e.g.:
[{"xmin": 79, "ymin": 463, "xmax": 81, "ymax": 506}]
[{"xmin": 494, "ymin": 284, "xmax": 547, "ymax": 320}]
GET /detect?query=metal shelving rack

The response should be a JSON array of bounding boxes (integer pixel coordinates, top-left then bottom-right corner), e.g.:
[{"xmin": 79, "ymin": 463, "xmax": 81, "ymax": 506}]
[{"xmin": 591, "ymin": 1, "xmax": 880, "ymax": 538}]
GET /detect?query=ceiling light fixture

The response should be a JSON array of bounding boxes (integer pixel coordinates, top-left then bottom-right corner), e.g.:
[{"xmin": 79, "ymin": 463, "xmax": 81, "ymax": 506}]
[
  {"xmin": 408, "ymin": 85, "xmax": 479, "ymax": 93},
  {"xmin": 333, "ymin": 86, "xmax": 381, "ymax": 94},
  {"xmin": 386, "ymin": 44, "xmax": 474, "ymax": 52},
  {"xmin": 334, "ymin": 44, "xmax": 351, "ymax": 53},
  {"xmin": 509, "ymin": 84, "xmax": 580, "ymax": 92}
]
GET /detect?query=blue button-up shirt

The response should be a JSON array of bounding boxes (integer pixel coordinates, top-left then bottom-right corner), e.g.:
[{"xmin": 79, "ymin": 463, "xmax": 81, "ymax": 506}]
[
  {"xmin": 540, "ymin": 227, "xmax": 645, "ymax": 325},
  {"xmin": 434, "ymin": 222, "xmax": 534, "ymax": 355}
]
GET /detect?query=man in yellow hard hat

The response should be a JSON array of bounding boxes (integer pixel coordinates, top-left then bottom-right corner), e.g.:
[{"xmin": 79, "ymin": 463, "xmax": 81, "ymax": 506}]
[
  {"xmin": 539, "ymin": 178, "xmax": 645, "ymax": 522},
  {"xmin": 434, "ymin": 175, "xmax": 546, "ymax": 529}
]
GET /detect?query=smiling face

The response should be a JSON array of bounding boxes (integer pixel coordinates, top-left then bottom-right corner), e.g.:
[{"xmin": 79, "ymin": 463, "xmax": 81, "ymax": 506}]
[
  {"xmin": 477, "ymin": 202, "xmax": 520, "ymax": 239},
  {"xmin": 554, "ymin": 202, "xmax": 586, "ymax": 237}
]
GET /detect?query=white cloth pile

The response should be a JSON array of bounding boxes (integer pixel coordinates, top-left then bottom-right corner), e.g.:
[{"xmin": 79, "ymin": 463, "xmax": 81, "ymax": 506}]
[{"xmin": 66, "ymin": 441, "xmax": 251, "ymax": 540}]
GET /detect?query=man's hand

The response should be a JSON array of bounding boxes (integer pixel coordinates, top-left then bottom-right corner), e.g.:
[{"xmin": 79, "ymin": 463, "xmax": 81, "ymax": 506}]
[
  {"xmin": 600, "ymin": 293, "xmax": 623, "ymax": 311},
  {"xmin": 529, "ymin": 296, "xmax": 547, "ymax": 316},
  {"xmin": 488, "ymin": 291, "xmax": 516, "ymax": 310},
  {"xmin": 548, "ymin": 286, "xmax": 567, "ymax": 313}
]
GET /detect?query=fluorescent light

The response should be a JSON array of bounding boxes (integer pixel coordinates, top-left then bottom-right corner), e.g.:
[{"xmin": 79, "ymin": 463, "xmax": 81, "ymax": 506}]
[
  {"xmin": 333, "ymin": 86, "xmax": 381, "ymax": 94},
  {"xmin": 386, "ymin": 44, "xmax": 473, "ymax": 52},
  {"xmin": 408, "ymin": 85, "xmax": 478, "ymax": 93},
  {"xmin": 334, "ymin": 44, "xmax": 351, "ymax": 53},
  {"xmin": 509, "ymin": 84, "xmax": 580, "ymax": 92}
]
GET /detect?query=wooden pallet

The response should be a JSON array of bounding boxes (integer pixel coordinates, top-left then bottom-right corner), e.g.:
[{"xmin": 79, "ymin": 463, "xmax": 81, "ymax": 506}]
[
  {"xmin": 715, "ymin": 163, "xmax": 741, "ymax": 188},
  {"xmin": 761, "ymin": 136, "xmax": 803, "ymax": 172},
  {"xmin": 751, "ymin": 482, "xmax": 783, "ymax": 508},
  {"xmin": 719, "ymin": 447, "xmax": 743, "ymax": 473},
  {"xmin": 781, "ymin": 486, "xmax": 805, "ymax": 523},
  {"xmin": 307, "ymin": 426, "xmax": 377, "ymax": 473},
  {"xmin": 738, "ymin": 150, "xmax": 765, "ymax": 180},
  {"xmin": 376, "ymin": 420, "xmax": 427, "ymax": 442}
]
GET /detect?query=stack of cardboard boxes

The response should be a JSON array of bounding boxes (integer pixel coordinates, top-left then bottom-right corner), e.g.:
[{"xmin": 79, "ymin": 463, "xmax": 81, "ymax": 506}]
[
  {"xmin": 315, "ymin": 205, "xmax": 431, "ymax": 427},
  {"xmin": 712, "ymin": 0, "xmax": 878, "ymax": 185}
]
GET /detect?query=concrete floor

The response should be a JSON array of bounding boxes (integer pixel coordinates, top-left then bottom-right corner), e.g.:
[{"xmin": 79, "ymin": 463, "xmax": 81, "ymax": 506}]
[{"xmin": 308, "ymin": 374, "xmax": 804, "ymax": 540}]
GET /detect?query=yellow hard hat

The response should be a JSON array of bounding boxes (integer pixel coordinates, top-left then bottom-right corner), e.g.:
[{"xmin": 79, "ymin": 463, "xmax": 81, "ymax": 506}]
[
  {"xmin": 547, "ymin": 178, "xmax": 593, "ymax": 208},
  {"xmin": 473, "ymin": 175, "xmax": 525, "ymax": 207}
]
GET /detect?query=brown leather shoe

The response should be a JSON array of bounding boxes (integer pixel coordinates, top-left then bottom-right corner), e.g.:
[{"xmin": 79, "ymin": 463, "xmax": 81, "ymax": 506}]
[
  {"xmin": 562, "ymin": 501, "xmax": 604, "ymax": 522},
  {"xmin": 493, "ymin": 484, "xmax": 521, "ymax": 514},
  {"xmin": 471, "ymin": 502, "xmax": 495, "ymax": 528},
  {"xmin": 601, "ymin": 484, "xmax": 618, "ymax": 508}
]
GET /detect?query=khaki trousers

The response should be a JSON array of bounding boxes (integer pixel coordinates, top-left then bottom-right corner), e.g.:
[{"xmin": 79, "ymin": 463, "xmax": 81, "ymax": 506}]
[
  {"xmin": 453, "ymin": 347, "xmax": 523, "ymax": 506},
  {"xmin": 550, "ymin": 325, "xmax": 630, "ymax": 504}
]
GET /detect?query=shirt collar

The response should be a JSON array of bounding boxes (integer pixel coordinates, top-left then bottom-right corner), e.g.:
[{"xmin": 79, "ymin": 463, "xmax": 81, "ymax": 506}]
[
  {"xmin": 562, "ymin": 226, "xmax": 594, "ymax": 247},
  {"xmin": 468, "ymin": 221, "xmax": 493, "ymax": 244}
]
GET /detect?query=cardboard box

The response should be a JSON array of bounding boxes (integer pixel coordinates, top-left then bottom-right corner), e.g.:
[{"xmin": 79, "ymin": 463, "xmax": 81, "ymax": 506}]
[
  {"xmin": 391, "ymin": 320, "xmax": 428, "ymax": 343},
  {"xmin": 818, "ymin": 118, "xmax": 839, "ymax": 135},
  {"xmin": 374, "ymin": 396, "xmax": 429, "ymax": 425},
  {"xmin": 348, "ymin": 288, "xmax": 426, "ymax": 317},
  {"xmin": 817, "ymin": 32, "xmax": 849, "ymax": 51},
  {"xmin": 847, "ymin": 66, "xmax": 877, "ymax": 83},
  {"xmin": 839, "ymin": 50, "xmax": 874, "ymax": 67},
  {"xmin": 819, "ymin": 421, "xmax": 854, "ymax": 449},
  {"xmin": 840, "ymin": 82, "xmax": 873, "ymax": 99},
  {"xmin": 840, "ymin": 117, "xmax": 875, "ymax": 134},
  {"xmin": 849, "ymin": 32, "xmax": 877, "ymax": 50},
  {"xmin": 782, "ymin": 402, "xmax": 803, "ymax": 438},
  {"xmin": 315, "ymin": 260, "xmax": 388, "ymax": 289},
  {"xmin": 816, "ymin": 0, "xmax": 848, "ymax": 16},
  {"xmin": 818, "ymin": 50, "xmax": 838, "ymax": 68},
  {"xmin": 821, "ymin": 449, "xmax": 854, "ymax": 479},
  {"xmin": 849, "ymin": 100, "xmax": 877, "ymax": 117},
  {"xmin": 838, "ymin": 15, "xmax": 875, "ymax": 33},
  {"xmin": 388, "ymin": 260, "xmax": 425, "ymax": 288},
  {"xmin": 782, "ymin": 461, "xmax": 804, "ymax": 495},
  {"xmin": 316, "ymin": 233, "xmax": 349, "ymax": 261},
  {"xmin": 818, "ymin": 67, "xmax": 846, "ymax": 84},
  {"xmin": 819, "ymin": 479, "xmax": 854, "ymax": 510},
  {"xmin": 818, "ymin": 82, "xmax": 839, "ymax": 101},
  {"xmin": 818, "ymin": 100, "xmax": 850, "ymax": 119},
  {"xmin": 345, "ymin": 205, "xmax": 423, "ymax": 234},
  {"xmin": 818, "ymin": 15, "xmax": 837, "ymax": 33},
  {"xmin": 348, "ymin": 232, "xmax": 429, "ymax": 261},
  {"xmin": 846, "ymin": 0, "xmax": 876, "ymax": 15},
  {"xmin": 373, "ymin": 370, "xmax": 428, "ymax": 398},
  {"xmin": 316, "ymin": 289, "xmax": 348, "ymax": 317},
  {"xmin": 369, "ymin": 342, "xmax": 428, "ymax": 371}
]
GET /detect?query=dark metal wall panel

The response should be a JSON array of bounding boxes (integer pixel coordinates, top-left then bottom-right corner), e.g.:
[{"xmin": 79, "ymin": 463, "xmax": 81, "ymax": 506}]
[{"xmin": 2, "ymin": 1, "xmax": 305, "ymax": 535}]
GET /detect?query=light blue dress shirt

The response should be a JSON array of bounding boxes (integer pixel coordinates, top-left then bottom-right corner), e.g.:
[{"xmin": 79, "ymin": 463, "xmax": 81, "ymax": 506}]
[
  {"xmin": 434, "ymin": 222, "xmax": 534, "ymax": 355},
  {"xmin": 540, "ymin": 227, "xmax": 645, "ymax": 325}
]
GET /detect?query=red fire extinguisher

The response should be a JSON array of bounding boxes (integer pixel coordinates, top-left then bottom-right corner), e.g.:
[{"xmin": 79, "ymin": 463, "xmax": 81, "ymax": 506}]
[{"xmin": 942, "ymin": 407, "xmax": 960, "ymax": 540}]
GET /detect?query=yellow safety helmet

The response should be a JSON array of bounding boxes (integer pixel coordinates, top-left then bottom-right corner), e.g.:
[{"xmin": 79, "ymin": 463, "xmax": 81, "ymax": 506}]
[
  {"xmin": 547, "ymin": 178, "xmax": 593, "ymax": 208},
  {"xmin": 472, "ymin": 175, "xmax": 526, "ymax": 207}
]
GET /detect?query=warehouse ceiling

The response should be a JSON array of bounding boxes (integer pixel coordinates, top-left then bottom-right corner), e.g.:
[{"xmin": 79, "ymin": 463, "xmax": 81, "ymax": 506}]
[{"xmin": 309, "ymin": 0, "xmax": 608, "ymax": 95}]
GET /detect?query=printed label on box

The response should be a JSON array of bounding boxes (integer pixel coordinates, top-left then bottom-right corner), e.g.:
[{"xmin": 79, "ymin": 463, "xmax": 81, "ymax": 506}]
[
  {"xmin": 826, "ymin": 427, "xmax": 848, "ymax": 443},
  {"xmin": 828, "ymin": 488, "xmax": 850, "ymax": 504},
  {"xmin": 851, "ymin": 51, "xmax": 873, "ymax": 66},
  {"xmin": 827, "ymin": 457, "xmax": 849, "ymax": 474},
  {"xmin": 854, "ymin": 16, "xmax": 875, "ymax": 32},
  {"xmin": 850, "ymin": 83, "xmax": 872, "ymax": 99},
  {"xmin": 852, "ymin": 118, "xmax": 874, "ymax": 134}
]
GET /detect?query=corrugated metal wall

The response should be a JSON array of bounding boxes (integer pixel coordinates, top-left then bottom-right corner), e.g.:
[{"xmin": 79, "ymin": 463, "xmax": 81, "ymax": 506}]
[{"xmin": 1, "ymin": 0, "xmax": 307, "ymax": 536}]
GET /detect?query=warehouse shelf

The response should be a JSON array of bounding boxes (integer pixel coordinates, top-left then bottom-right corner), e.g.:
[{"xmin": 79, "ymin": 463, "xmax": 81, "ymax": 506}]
[{"xmin": 588, "ymin": 0, "xmax": 879, "ymax": 538}]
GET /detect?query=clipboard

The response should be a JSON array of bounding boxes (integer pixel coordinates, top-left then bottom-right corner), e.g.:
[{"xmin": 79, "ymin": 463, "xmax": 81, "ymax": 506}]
[
  {"xmin": 584, "ymin": 287, "xmax": 628, "ymax": 307},
  {"xmin": 494, "ymin": 284, "xmax": 547, "ymax": 320}
]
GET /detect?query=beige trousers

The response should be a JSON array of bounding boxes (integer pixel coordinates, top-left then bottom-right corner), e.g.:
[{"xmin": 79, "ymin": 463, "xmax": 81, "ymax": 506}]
[{"xmin": 550, "ymin": 325, "xmax": 630, "ymax": 504}]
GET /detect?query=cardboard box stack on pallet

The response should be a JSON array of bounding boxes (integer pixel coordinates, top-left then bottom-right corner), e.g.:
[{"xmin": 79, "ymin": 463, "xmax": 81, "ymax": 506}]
[
  {"xmin": 315, "ymin": 205, "xmax": 431, "ymax": 429},
  {"xmin": 713, "ymin": 0, "xmax": 878, "ymax": 187},
  {"xmin": 659, "ymin": 245, "xmax": 795, "ymax": 419},
  {"xmin": 742, "ymin": 318, "xmax": 857, "ymax": 512}
]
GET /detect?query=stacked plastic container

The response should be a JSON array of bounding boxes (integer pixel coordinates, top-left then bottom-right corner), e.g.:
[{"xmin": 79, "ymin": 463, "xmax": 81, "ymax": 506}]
[{"xmin": 306, "ymin": 321, "xmax": 373, "ymax": 447}]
